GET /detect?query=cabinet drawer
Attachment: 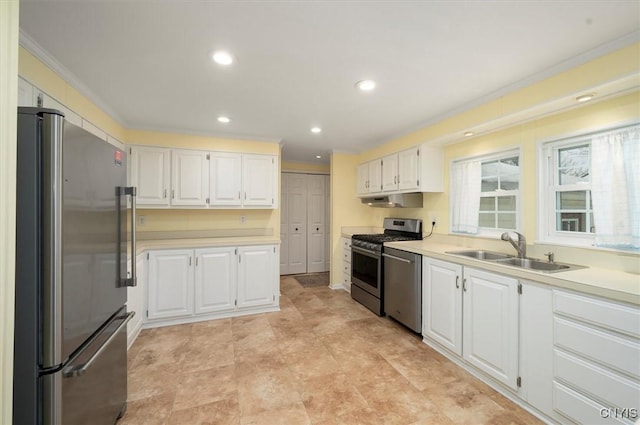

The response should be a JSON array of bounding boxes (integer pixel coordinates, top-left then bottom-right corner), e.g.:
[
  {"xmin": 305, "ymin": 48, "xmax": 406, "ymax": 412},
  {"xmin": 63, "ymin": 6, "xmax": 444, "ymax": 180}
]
[
  {"xmin": 342, "ymin": 238, "xmax": 352, "ymax": 250},
  {"xmin": 342, "ymin": 249, "xmax": 351, "ymax": 263},
  {"xmin": 342, "ymin": 273, "xmax": 351, "ymax": 286},
  {"xmin": 554, "ymin": 349, "xmax": 640, "ymax": 410},
  {"xmin": 553, "ymin": 291, "xmax": 640, "ymax": 337},
  {"xmin": 554, "ymin": 317, "xmax": 640, "ymax": 379},
  {"xmin": 342, "ymin": 263, "xmax": 351, "ymax": 275},
  {"xmin": 553, "ymin": 381, "xmax": 632, "ymax": 424}
]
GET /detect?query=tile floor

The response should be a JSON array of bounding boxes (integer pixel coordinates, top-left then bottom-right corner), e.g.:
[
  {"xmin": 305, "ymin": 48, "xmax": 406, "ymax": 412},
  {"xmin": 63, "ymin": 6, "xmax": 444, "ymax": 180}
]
[{"xmin": 121, "ymin": 276, "xmax": 543, "ymax": 425}]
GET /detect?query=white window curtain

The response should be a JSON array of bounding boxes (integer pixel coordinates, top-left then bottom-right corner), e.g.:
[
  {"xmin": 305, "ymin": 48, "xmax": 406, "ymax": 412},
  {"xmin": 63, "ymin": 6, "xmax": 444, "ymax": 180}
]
[
  {"xmin": 591, "ymin": 126, "xmax": 640, "ymax": 249},
  {"xmin": 451, "ymin": 159, "xmax": 482, "ymax": 234}
]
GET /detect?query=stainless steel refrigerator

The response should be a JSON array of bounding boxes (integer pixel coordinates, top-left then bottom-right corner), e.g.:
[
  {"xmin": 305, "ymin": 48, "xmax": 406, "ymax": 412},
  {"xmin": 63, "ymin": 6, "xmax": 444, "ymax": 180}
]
[{"xmin": 13, "ymin": 107, "xmax": 137, "ymax": 425}]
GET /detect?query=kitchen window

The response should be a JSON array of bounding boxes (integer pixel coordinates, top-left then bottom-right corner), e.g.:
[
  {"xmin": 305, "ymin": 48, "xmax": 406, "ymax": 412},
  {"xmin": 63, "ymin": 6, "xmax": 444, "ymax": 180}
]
[
  {"xmin": 451, "ymin": 149, "xmax": 521, "ymax": 237},
  {"xmin": 539, "ymin": 124, "xmax": 639, "ymax": 250}
]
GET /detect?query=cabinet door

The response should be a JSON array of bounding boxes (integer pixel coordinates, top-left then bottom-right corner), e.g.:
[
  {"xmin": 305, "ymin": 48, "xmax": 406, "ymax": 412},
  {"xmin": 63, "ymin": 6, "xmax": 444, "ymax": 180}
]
[
  {"xmin": 463, "ymin": 267, "xmax": 519, "ymax": 390},
  {"xmin": 18, "ymin": 77, "xmax": 35, "ymax": 107},
  {"xmin": 130, "ymin": 146, "xmax": 170, "ymax": 206},
  {"xmin": 171, "ymin": 149, "xmax": 209, "ymax": 206},
  {"xmin": 382, "ymin": 154, "xmax": 399, "ymax": 192},
  {"xmin": 368, "ymin": 159, "xmax": 383, "ymax": 193},
  {"xmin": 243, "ymin": 155, "xmax": 276, "ymax": 207},
  {"xmin": 423, "ymin": 258, "xmax": 463, "ymax": 355},
  {"xmin": 194, "ymin": 247, "xmax": 236, "ymax": 314},
  {"xmin": 307, "ymin": 175, "xmax": 326, "ymax": 273},
  {"xmin": 356, "ymin": 163, "xmax": 369, "ymax": 195},
  {"xmin": 127, "ymin": 254, "xmax": 145, "ymax": 346},
  {"xmin": 147, "ymin": 250, "xmax": 193, "ymax": 320},
  {"xmin": 237, "ymin": 245, "xmax": 276, "ymax": 308},
  {"xmin": 209, "ymin": 152, "xmax": 242, "ymax": 206},
  {"xmin": 398, "ymin": 147, "xmax": 420, "ymax": 191}
]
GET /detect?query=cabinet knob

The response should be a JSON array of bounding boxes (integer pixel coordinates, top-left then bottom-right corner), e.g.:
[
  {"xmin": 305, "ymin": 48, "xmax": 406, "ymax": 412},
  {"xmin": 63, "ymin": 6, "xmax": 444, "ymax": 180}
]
[
  {"xmin": 316, "ymin": 227, "xmax": 319, "ymax": 231},
  {"xmin": 295, "ymin": 227, "xmax": 299, "ymax": 231}
]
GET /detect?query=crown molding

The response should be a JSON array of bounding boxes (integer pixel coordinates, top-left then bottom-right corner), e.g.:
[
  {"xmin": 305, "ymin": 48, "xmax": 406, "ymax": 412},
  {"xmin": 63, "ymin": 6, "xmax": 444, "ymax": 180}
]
[{"xmin": 19, "ymin": 29, "xmax": 128, "ymax": 127}]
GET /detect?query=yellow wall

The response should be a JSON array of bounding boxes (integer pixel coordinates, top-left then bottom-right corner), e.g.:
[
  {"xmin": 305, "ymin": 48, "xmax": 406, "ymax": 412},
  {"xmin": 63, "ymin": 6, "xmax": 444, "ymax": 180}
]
[
  {"xmin": 19, "ymin": 46, "xmax": 281, "ymax": 237},
  {"xmin": 329, "ymin": 153, "xmax": 374, "ymax": 283},
  {"xmin": 331, "ymin": 43, "xmax": 640, "ymax": 273},
  {"xmin": 19, "ymin": 47, "xmax": 126, "ymax": 140},
  {"xmin": 358, "ymin": 43, "xmax": 640, "ymax": 162},
  {"xmin": 282, "ymin": 160, "xmax": 330, "ymax": 173}
]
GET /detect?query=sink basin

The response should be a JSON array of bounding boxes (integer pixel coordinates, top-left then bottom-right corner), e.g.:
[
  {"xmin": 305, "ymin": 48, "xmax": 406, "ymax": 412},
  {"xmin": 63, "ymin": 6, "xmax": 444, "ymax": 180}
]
[
  {"xmin": 446, "ymin": 250, "xmax": 514, "ymax": 261},
  {"xmin": 495, "ymin": 257, "xmax": 584, "ymax": 273}
]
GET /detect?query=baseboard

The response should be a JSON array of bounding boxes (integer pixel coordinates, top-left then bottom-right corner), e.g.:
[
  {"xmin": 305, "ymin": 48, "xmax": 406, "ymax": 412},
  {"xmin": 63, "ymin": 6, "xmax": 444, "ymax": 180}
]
[{"xmin": 421, "ymin": 337, "xmax": 558, "ymax": 425}]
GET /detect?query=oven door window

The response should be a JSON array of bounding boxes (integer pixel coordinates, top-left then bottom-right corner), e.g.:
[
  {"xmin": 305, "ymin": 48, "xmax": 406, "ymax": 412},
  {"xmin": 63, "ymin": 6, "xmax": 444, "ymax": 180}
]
[{"xmin": 352, "ymin": 250, "xmax": 380, "ymax": 291}]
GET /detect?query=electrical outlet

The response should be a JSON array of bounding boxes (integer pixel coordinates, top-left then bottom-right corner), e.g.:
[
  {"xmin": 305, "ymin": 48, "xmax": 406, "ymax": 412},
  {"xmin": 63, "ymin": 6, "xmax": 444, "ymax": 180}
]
[
  {"xmin": 430, "ymin": 216, "xmax": 438, "ymax": 227},
  {"xmin": 240, "ymin": 215, "xmax": 247, "ymax": 224},
  {"xmin": 138, "ymin": 215, "xmax": 146, "ymax": 226}
]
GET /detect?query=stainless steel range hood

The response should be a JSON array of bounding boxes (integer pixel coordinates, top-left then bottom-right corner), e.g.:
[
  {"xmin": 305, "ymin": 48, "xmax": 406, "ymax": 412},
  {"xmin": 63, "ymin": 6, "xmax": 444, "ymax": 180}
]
[{"xmin": 361, "ymin": 193, "xmax": 423, "ymax": 208}]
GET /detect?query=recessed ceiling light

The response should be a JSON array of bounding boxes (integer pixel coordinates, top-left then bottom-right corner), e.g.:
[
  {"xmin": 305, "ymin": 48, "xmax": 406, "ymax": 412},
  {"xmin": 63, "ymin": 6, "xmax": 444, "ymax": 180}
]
[
  {"xmin": 311, "ymin": 127, "xmax": 322, "ymax": 134},
  {"xmin": 316, "ymin": 155, "xmax": 321, "ymax": 159},
  {"xmin": 576, "ymin": 93, "xmax": 596, "ymax": 102},
  {"xmin": 464, "ymin": 131, "xmax": 474, "ymax": 137},
  {"xmin": 217, "ymin": 116, "xmax": 231, "ymax": 123},
  {"xmin": 355, "ymin": 80, "xmax": 376, "ymax": 91},
  {"xmin": 212, "ymin": 50, "xmax": 234, "ymax": 65}
]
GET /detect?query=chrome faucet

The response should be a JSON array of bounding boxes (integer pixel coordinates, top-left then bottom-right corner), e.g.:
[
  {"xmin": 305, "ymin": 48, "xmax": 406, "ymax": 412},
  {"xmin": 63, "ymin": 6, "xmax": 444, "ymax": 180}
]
[{"xmin": 501, "ymin": 231, "xmax": 527, "ymax": 258}]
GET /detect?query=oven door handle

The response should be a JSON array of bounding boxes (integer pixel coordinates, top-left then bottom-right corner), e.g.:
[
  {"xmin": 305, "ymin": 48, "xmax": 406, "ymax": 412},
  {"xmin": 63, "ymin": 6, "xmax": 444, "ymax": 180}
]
[
  {"xmin": 382, "ymin": 253, "xmax": 413, "ymax": 264},
  {"xmin": 351, "ymin": 245, "xmax": 379, "ymax": 256}
]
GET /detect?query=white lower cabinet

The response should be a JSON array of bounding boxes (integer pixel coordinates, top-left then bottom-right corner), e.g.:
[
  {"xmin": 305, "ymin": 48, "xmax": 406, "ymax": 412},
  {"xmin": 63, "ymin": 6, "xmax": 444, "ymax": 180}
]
[
  {"xmin": 144, "ymin": 244, "xmax": 279, "ymax": 326},
  {"xmin": 341, "ymin": 237, "xmax": 352, "ymax": 291},
  {"xmin": 126, "ymin": 254, "xmax": 146, "ymax": 348},
  {"xmin": 147, "ymin": 250, "xmax": 193, "ymax": 320},
  {"xmin": 237, "ymin": 245, "xmax": 277, "ymax": 308},
  {"xmin": 423, "ymin": 255, "xmax": 640, "ymax": 425},
  {"xmin": 423, "ymin": 258, "xmax": 520, "ymax": 389},
  {"xmin": 551, "ymin": 290, "xmax": 640, "ymax": 425},
  {"xmin": 463, "ymin": 268, "xmax": 519, "ymax": 390},
  {"xmin": 194, "ymin": 247, "xmax": 236, "ymax": 314},
  {"xmin": 423, "ymin": 258, "xmax": 462, "ymax": 355}
]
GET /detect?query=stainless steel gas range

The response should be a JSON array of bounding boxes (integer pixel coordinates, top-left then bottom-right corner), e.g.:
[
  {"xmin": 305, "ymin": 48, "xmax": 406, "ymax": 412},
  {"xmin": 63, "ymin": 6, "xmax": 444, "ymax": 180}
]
[{"xmin": 350, "ymin": 218, "xmax": 422, "ymax": 316}]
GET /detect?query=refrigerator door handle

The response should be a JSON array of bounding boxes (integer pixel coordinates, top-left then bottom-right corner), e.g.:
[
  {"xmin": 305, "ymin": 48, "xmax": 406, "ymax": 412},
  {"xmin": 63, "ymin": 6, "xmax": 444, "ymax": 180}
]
[
  {"xmin": 117, "ymin": 186, "xmax": 137, "ymax": 287},
  {"xmin": 62, "ymin": 311, "xmax": 135, "ymax": 378}
]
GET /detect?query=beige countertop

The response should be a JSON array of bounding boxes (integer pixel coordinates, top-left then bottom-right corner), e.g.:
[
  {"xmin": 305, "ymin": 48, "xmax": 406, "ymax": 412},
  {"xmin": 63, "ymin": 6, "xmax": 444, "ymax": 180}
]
[
  {"xmin": 385, "ymin": 239, "xmax": 640, "ymax": 306},
  {"xmin": 340, "ymin": 226, "xmax": 381, "ymax": 238},
  {"xmin": 136, "ymin": 236, "xmax": 280, "ymax": 255}
]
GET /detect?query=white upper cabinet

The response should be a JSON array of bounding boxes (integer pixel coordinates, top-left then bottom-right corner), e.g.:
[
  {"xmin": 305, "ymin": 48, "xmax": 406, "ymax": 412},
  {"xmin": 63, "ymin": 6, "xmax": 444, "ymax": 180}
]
[
  {"xmin": 357, "ymin": 159, "xmax": 383, "ymax": 195},
  {"xmin": 130, "ymin": 146, "xmax": 278, "ymax": 209},
  {"xmin": 18, "ymin": 77, "xmax": 35, "ymax": 107},
  {"xmin": 356, "ymin": 163, "xmax": 369, "ymax": 195},
  {"xmin": 130, "ymin": 146, "xmax": 171, "ymax": 206},
  {"xmin": 382, "ymin": 153, "xmax": 399, "ymax": 192},
  {"xmin": 209, "ymin": 152, "xmax": 242, "ymax": 206},
  {"xmin": 171, "ymin": 149, "xmax": 209, "ymax": 206},
  {"xmin": 242, "ymin": 154, "xmax": 276, "ymax": 207},
  {"xmin": 398, "ymin": 147, "xmax": 420, "ymax": 191},
  {"xmin": 356, "ymin": 144, "xmax": 443, "ymax": 197}
]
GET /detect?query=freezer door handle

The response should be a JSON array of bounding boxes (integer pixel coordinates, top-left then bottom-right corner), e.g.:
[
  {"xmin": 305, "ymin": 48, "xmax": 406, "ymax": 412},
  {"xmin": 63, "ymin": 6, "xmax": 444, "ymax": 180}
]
[
  {"xmin": 62, "ymin": 311, "xmax": 134, "ymax": 378},
  {"xmin": 117, "ymin": 186, "xmax": 137, "ymax": 287}
]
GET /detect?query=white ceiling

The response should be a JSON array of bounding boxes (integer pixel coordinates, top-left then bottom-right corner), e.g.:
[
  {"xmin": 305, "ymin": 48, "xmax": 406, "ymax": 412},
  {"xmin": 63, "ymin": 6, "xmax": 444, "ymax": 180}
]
[{"xmin": 19, "ymin": 1, "xmax": 640, "ymax": 163}]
